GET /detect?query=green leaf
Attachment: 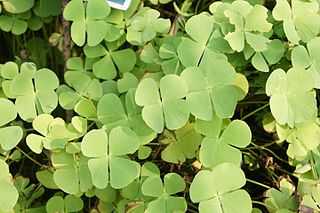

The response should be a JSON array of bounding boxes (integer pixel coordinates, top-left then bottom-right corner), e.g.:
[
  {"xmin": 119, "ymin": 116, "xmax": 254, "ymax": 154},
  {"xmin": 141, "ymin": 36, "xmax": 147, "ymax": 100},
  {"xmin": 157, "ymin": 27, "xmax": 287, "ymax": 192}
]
[
  {"xmin": 127, "ymin": 7, "xmax": 170, "ymax": 45},
  {"xmin": 135, "ymin": 75, "xmax": 189, "ymax": 133},
  {"xmin": 200, "ymin": 120, "xmax": 251, "ymax": 169},
  {"xmin": 0, "ymin": 98, "xmax": 17, "ymax": 126},
  {"xmin": 36, "ymin": 169, "xmax": 58, "ymax": 190},
  {"xmin": 266, "ymin": 68, "xmax": 317, "ymax": 127},
  {"xmin": 2, "ymin": 0, "xmax": 34, "ymax": 13},
  {"xmin": 0, "ymin": 160, "xmax": 19, "ymax": 212},
  {"xmin": 63, "ymin": 0, "xmax": 110, "ymax": 46},
  {"xmin": 141, "ymin": 173, "xmax": 187, "ymax": 213},
  {"xmin": 161, "ymin": 123, "xmax": 202, "ymax": 164},
  {"xmin": 265, "ymin": 179, "xmax": 298, "ymax": 212},
  {"xmin": 190, "ymin": 163, "xmax": 251, "ymax": 213},
  {"xmin": 46, "ymin": 195, "xmax": 84, "ymax": 213},
  {"xmin": 81, "ymin": 127, "xmax": 140, "ymax": 189},
  {"xmin": 0, "ymin": 126, "xmax": 23, "ymax": 150},
  {"xmin": 286, "ymin": 121, "xmax": 320, "ymax": 160},
  {"xmin": 97, "ymin": 89, "xmax": 156, "ymax": 144},
  {"xmin": 181, "ymin": 62, "xmax": 238, "ymax": 120},
  {"xmin": 1, "ymin": 63, "xmax": 59, "ymax": 122},
  {"xmin": 52, "ymin": 151, "xmax": 93, "ymax": 194}
]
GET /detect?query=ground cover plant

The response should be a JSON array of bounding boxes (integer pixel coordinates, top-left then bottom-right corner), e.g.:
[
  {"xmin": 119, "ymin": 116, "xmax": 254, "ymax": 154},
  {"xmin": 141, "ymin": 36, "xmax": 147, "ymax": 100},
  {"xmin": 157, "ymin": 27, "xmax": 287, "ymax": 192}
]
[{"xmin": 1, "ymin": 0, "xmax": 320, "ymax": 212}]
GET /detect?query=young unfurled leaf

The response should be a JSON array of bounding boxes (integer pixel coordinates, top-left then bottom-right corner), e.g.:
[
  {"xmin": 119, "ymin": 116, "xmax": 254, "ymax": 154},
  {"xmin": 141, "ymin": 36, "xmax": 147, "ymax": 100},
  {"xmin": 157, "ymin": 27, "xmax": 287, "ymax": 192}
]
[
  {"xmin": 266, "ymin": 68, "xmax": 317, "ymax": 127},
  {"xmin": 272, "ymin": 0, "xmax": 320, "ymax": 44},
  {"xmin": 135, "ymin": 74, "xmax": 189, "ymax": 133},
  {"xmin": 190, "ymin": 163, "xmax": 252, "ymax": 213},
  {"xmin": 211, "ymin": 1, "xmax": 272, "ymax": 52},
  {"xmin": 161, "ymin": 122, "xmax": 202, "ymax": 164},
  {"xmin": 276, "ymin": 121, "xmax": 320, "ymax": 160},
  {"xmin": 126, "ymin": 7, "xmax": 171, "ymax": 45},
  {"xmin": 200, "ymin": 120, "xmax": 251, "ymax": 169},
  {"xmin": 81, "ymin": 126, "xmax": 140, "ymax": 189},
  {"xmin": 26, "ymin": 114, "xmax": 87, "ymax": 153},
  {"xmin": 264, "ymin": 178, "xmax": 298, "ymax": 212},
  {"xmin": 141, "ymin": 173, "xmax": 187, "ymax": 213}
]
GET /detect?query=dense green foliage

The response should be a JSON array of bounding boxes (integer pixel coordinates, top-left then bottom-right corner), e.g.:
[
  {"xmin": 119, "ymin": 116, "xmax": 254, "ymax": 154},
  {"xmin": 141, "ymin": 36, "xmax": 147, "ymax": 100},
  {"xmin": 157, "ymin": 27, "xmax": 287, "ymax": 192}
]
[{"xmin": 1, "ymin": 0, "xmax": 320, "ymax": 212}]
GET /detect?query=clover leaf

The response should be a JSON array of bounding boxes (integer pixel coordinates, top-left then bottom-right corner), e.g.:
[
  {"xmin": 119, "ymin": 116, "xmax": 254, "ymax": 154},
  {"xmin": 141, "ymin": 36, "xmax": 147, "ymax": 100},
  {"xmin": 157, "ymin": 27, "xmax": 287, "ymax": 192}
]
[
  {"xmin": 26, "ymin": 114, "xmax": 87, "ymax": 153},
  {"xmin": 180, "ymin": 63, "xmax": 238, "ymax": 120},
  {"xmin": 135, "ymin": 74, "xmax": 189, "ymax": 133},
  {"xmin": 301, "ymin": 185, "xmax": 320, "ymax": 212},
  {"xmin": 66, "ymin": 57, "xmax": 97, "ymax": 77},
  {"xmin": 160, "ymin": 122, "xmax": 202, "ymax": 164},
  {"xmin": 200, "ymin": 120, "xmax": 251, "ymax": 169},
  {"xmin": 0, "ymin": 159, "xmax": 19, "ymax": 212},
  {"xmin": 126, "ymin": 7, "xmax": 171, "ymax": 46},
  {"xmin": 58, "ymin": 71, "xmax": 102, "ymax": 119},
  {"xmin": 103, "ymin": 10, "xmax": 125, "ymax": 42},
  {"xmin": 291, "ymin": 37, "xmax": 320, "ymax": 88},
  {"xmin": 117, "ymin": 72, "xmax": 139, "ymax": 93},
  {"xmin": 223, "ymin": 1, "xmax": 272, "ymax": 52},
  {"xmin": 190, "ymin": 163, "xmax": 252, "ymax": 213},
  {"xmin": 264, "ymin": 179, "xmax": 298, "ymax": 212},
  {"xmin": 276, "ymin": 121, "xmax": 320, "ymax": 160},
  {"xmin": 244, "ymin": 39, "xmax": 285, "ymax": 72},
  {"xmin": 272, "ymin": 0, "xmax": 320, "ymax": 44},
  {"xmin": 97, "ymin": 89, "xmax": 156, "ymax": 145},
  {"xmin": 52, "ymin": 151, "xmax": 93, "ymax": 194},
  {"xmin": 266, "ymin": 68, "xmax": 317, "ymax": 127},
  {"xmin": 13, "ymin": 176, "xmax": 45, "ymax": 213},
  {"xmin": 0, "ymin": 98, "xmax": 22, "ymax": 150},
  {"xmin": 0, "ymin": 12, "xmax": 29, "ymax": 35},
  {"xmin": 1, "ymin": 62, "xmax": 59, "ymax": 122},
  {"xmin": 2, "ymin": 0, "xmax": 34, "ymax": 14},
  {"xmin": 46, "ymin": 194, "xmax": 84, "ymax": 213},
  {"xmin": 63, "ymin": 0, "xmax": 111, "ymax": 46},
  {"xmin": 84, "ymin": 43, "xmax": 136, "ymax": 80},
  {"xmin": 81, "ymin": 126, "xmax": 140, "ymax": 189},
  {"xmin": 141, "ymin": 173, "xmax": 187, "ymax": 213},
  {"xmin": 159, "ymin": 36, "xmax": 184, "ymax": 75},
  {"xmin": 123, "ymin": 162, "xmax": 160, "ymax": 202},
  {"xmin": 177, "ymin": 13, "xmax": 228, "ymax": 67}
]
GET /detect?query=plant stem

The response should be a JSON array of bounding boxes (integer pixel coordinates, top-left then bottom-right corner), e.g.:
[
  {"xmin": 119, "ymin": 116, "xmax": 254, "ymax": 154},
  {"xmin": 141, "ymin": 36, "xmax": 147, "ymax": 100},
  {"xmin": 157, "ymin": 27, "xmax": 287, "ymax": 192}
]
[
  {"xmin": 15, "ymin": 146, "xmax": 48, "ymax": 169},
  {"xmin": 241, "ymin": 103, "xmax": 270, "ymax": 120},
  {"xmin": 246, "ymin": 178, "xmax": 271, "ymax": 189},
  {"xmin": 61, "ymin": 0, "xmax": 73, "ymax": 122}
]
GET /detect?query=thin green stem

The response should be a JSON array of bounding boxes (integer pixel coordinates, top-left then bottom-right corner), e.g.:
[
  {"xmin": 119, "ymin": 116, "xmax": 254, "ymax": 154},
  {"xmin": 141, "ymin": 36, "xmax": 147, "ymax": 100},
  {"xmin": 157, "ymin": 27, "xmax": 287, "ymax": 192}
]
[
  {"xmin": 241, "ymin": 103, "xmax": 270, "ymax": 120},
  {"xmin": 261, "ymin": 147, "xmax": 288, "ymax": 163},
  {"xmin": 15, "ymin": 146, "xmax": 48, "ymax": 169},
  {"xmin": 246, "ymin": 178, "xmax": 271, "ymax": 189}
]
